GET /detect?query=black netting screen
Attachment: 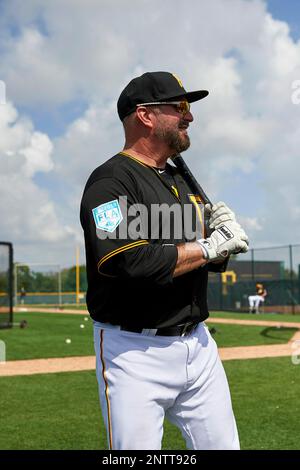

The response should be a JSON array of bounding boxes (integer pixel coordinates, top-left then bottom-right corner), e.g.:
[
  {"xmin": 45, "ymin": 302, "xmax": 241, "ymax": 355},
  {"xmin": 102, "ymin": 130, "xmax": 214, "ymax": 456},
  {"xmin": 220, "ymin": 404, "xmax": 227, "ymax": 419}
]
[{"xmin": 0, "ymin": 242, "xmax": 13, "ymax": 328}]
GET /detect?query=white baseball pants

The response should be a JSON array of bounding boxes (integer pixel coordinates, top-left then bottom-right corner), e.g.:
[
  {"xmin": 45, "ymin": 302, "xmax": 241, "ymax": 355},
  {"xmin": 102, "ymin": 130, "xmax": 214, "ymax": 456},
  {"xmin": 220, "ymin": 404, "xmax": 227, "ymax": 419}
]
[
  {"xmin": 93, "ymin": 321, "xmax": 240, "ymax": 450},
  {"xmin": 248, "ymin": 295, "xmax": 265, "ymax": 308}
]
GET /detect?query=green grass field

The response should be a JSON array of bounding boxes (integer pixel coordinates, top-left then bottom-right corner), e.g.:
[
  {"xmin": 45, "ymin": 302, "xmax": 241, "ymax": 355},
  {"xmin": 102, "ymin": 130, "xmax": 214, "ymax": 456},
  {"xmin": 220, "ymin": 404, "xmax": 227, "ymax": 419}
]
[
  {"xmin": 0, "ymin": 357, "xmax": 299, "ymax": 450},
  {"xmin": 226, "ymin": 357, "xmax": 300, "ymax": 450},
  {"xmin": 0, "ymin": 312, "xmax": 94, "ymax": 360},
  {"xmin": 18, "ymin": 306, "xmax": 300, "ymax": 321},
  {"xmin": 208, "ymin": 323, "xmax": 297, "ymax": 347},
  {"xmin": 0, "ymin": 311, "xmax": 298, "ymax": 361},
  {"xmin": 1, "ymin": 310, "xmax": 299, "ymax": 450},
  {"xmin": 211, "ymin": 311, "xmax": 300, "ymax": 323}
]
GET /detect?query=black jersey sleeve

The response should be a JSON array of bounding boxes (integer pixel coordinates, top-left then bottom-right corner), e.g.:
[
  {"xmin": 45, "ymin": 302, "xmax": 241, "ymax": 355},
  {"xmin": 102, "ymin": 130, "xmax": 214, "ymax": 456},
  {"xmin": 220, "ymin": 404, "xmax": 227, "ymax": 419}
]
[{"xmin": 80, "ymin": 176, "xmax": 178, "ymax": 285}]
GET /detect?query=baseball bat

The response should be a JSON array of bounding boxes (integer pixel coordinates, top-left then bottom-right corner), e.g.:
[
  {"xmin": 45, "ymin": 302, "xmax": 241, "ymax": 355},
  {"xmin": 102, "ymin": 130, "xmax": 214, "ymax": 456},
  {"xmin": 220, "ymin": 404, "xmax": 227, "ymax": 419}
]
[
  {"xmin": 171, "ymin": 154, "xmax": 212, "ymax": 206},
  {"xmin": 172, "ymin": 154, "xmax": 243, "ymax": 254}
]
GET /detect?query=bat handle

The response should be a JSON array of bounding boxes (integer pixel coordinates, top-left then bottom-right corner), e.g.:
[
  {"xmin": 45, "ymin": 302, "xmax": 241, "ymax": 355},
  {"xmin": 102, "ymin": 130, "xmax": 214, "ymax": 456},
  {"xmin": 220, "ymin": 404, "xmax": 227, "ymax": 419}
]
[
  {"xmin": 171, "ymin": 155, "xmax": 243, "ymax": 254},
  {"xmin": 171, "ymin": 154, "xmax": 212, "ymax": 206},
  {"xmin": 171, "ymin": 154, "xmax": 213, "ymax": 236}
]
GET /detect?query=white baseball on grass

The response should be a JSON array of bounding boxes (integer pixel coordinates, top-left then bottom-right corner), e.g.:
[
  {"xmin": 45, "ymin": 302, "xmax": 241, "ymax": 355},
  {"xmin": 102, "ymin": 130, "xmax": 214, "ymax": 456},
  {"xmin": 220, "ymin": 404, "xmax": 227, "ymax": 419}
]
[
  {"xmin": 84, "ymin": 317, "xmax": 88, "ymax": 321},
  {"xmin": 65, "ymin": 338, "xmax": 71, "ymax": 344},
  {"xmin": 80, "ymin": 324, "xmax": 85, "ymax": 329}
]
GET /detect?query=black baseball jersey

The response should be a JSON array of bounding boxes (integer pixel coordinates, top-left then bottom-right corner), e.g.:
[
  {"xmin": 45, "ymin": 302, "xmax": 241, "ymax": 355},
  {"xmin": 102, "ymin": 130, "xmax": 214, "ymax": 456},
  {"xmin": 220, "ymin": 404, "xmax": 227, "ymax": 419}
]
[{"xmin": 80, "ymin": 152, "xmax": 226, "ymax": 329}]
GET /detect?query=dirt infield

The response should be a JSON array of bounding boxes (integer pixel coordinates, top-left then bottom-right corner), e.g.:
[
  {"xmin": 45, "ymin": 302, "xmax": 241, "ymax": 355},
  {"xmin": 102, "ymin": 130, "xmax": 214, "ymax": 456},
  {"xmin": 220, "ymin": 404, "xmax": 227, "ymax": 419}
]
[
  {"xmin": 0, "ymin": 356, "xmax": 96, "ymax": 377},
  {"xmin": 14, "ymin": 307, "xmax": 300, "ymax": 329},
  {"xmin": 206, "ymin": 317, "xmax": 300, "ymax": 329},
  {"xmin": 219, "ymin": 329, "xmax": 300, "ymax": 360},
  {"xmin": 15, "ymin": 307, "xmax": 86, "ymax": 315},
  {"xmin": 1, "ymin": 311, "xmax": 299, "ymax": 377},
  {"xmin": 0, "ymin": 307, "xmax": 9, "ymax": 312}
]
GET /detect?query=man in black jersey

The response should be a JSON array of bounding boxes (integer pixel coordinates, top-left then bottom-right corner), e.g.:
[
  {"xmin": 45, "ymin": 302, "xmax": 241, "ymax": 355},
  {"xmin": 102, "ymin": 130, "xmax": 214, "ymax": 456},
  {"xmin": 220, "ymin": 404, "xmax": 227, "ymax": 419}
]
[{"xmin": 80, "ymin": 71, "xmax": 249, "ymax": 450}]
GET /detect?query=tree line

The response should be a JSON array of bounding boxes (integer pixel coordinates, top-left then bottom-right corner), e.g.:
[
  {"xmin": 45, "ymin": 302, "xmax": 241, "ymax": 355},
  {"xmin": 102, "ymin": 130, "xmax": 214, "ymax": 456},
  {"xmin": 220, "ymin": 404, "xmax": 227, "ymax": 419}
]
[{"xmin": 15, "ymin": 265, "xmax": 88, "ymax": 293}]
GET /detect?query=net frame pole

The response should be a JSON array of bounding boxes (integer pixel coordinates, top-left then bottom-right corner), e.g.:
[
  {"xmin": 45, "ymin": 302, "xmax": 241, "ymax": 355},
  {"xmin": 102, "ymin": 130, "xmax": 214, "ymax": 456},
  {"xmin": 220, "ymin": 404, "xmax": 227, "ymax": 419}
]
[
  {"xmin": 8, "ymin": 244, "xmax": 13, "ymax": 324},
  {"xmin": 58, "ymin": 269, "xmax": 62, "ymax": 307},
  {"xmin": 0, "ymin": 242, "xmax": 13, "ymax": 328},
  {"xmin": 14, "ymin": 261, "xmax": 18, "ymax": 307},
  {"xmin": 76, "ymin": 246, "xmax": 80, "ymax": 305},
  {"xmin": 289, "ymin": 244, "xmax": 295, "ymax": 315}
]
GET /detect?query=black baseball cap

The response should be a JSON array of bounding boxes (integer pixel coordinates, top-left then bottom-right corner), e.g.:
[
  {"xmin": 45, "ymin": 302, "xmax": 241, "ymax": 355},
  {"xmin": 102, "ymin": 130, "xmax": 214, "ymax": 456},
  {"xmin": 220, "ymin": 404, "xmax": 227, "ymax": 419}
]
[{"xmin": 117, "ymin": 71, "xmax": 209, "ymax": 121}]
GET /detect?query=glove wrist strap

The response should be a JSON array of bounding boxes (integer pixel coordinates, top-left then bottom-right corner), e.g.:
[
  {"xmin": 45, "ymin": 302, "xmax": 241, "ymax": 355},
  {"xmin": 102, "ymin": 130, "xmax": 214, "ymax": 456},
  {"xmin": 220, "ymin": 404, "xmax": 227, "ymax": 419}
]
[{"xmin": 197, "ymin": 239, "xmax": 211, "ymax": 260}]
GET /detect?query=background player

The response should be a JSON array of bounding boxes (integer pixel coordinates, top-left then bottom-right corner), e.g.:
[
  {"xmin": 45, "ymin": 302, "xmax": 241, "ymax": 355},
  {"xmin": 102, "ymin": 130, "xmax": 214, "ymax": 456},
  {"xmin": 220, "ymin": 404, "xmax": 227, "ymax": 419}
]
[{"xmin": 248, "ymin": 282, "xmax": 268, "ymax": 314}]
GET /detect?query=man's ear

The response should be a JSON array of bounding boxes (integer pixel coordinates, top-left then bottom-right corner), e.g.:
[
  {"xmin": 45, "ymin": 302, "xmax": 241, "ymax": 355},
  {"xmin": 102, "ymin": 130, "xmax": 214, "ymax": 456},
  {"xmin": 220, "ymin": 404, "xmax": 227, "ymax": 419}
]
[{"xmin": 135, "ymin": 106, "xmax": 155, "ymax": 129}]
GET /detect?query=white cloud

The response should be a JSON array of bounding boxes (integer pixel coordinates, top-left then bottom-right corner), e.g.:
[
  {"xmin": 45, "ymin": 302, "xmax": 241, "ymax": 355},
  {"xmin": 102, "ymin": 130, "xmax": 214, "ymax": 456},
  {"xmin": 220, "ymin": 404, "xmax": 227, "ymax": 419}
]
[
  {"xmin": 0, "ymin": 28, "xmax": 73, "ymax": 106},
  {"xmin": 0, "ymin": 101, "xmax": 77, "ymax": 263},
  {"xmin": 20, "ymin": 132, "xmax": 53, "ymax": 177},
  {"xmin": 53, "ymin": 103, "xmax": 122, "ymax": 185},
  {"xmin": 239, "ymin": 216, "xmax": 263, "ymax": 232},
  {"xmin": 0, "ymin": 102, "xmax": 54, "ymax": 178},
  {"xmin": 1, "ymin": 0, "xmax": 300, "ymax": 264},
  {"xmin": 0, "ymin": 1, "xmax": 138, "ymax": 106}
]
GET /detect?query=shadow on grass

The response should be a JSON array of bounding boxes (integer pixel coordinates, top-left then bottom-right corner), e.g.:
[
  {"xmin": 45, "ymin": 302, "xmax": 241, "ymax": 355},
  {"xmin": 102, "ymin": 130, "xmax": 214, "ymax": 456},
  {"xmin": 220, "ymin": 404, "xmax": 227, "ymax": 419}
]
[{"xmin": 260, "ymin": 326, "xmax": 298, "ymax": 342}]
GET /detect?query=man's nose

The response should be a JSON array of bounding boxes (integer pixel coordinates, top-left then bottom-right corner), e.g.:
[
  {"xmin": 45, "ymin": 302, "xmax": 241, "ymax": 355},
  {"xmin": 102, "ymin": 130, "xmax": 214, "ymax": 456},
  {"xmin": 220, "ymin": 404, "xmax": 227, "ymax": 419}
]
[{"xmin": 185, "ymin": 110, "xmax": 194, "ymax": 122}]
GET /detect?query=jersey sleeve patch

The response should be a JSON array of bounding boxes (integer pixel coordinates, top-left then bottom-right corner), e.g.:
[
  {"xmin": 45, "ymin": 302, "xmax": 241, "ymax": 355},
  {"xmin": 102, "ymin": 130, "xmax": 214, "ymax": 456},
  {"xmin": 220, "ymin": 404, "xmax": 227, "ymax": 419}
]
[{"xmin": 92, "ymin": 199, "xmax": 123, "ymax": 233}]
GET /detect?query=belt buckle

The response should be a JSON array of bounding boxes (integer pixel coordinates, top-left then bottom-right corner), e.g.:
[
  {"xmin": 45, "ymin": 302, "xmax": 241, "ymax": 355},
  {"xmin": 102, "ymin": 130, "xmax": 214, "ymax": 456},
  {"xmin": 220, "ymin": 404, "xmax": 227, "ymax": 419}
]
[
  {"xmin": 181, "ymin": 322, "xmax": 192, "ymax": 337},
  {"xmin": 181, "ymin": 322, "xmax": 197, "ymax": 337}
]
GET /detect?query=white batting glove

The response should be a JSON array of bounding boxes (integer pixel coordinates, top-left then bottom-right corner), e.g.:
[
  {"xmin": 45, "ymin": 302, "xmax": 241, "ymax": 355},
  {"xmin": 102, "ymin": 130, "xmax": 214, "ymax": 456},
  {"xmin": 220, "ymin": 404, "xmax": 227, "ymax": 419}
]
[
  {"xmin": 205, "ymin": 201, "xmax": 236, "ymax": 230},
  {"xmin": 197, "ymin": 221, "xmax": 249, "ymax": 261}
]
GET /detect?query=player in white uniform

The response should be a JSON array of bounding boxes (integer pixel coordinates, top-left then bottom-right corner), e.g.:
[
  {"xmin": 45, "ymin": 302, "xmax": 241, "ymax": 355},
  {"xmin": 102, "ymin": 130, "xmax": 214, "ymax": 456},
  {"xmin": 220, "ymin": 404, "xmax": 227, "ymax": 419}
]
[
  {"xmin": 248, "ymin": 283, "xmax": 267, "ymax": 313},
  {"xmin": 81, "ymin": 72, "xmax": 249, "ymax": 450}
]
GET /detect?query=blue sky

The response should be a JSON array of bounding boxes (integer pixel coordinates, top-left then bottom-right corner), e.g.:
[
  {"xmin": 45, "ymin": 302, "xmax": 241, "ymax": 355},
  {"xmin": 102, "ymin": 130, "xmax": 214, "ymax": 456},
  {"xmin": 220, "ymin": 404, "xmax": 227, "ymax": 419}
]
[
  {"xmin": 0, "ymin": 0, "xmax": 300, "ymax": 267},
  {"xmin": 267, "ymin": 0, "xmax": 300, "ymax": 40}
]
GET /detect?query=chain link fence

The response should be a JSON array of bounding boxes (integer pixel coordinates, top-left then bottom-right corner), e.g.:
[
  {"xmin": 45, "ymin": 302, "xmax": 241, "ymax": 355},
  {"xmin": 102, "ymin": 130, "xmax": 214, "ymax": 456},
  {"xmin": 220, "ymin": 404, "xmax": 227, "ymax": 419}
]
[
  {"xmin": 208, "ymin": 244, "xmax": 300, "ymax": 314},
  {"xmin": 12, "ymin": 244, "xmax": 300, "ymax": 315}
]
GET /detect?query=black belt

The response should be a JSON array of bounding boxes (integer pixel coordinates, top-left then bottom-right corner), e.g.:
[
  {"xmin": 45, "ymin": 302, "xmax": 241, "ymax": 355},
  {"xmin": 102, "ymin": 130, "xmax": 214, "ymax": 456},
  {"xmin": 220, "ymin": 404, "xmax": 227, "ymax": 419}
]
[{"xmin": 120, "ymin": 321, "xmax": 199, "ymax": 337}]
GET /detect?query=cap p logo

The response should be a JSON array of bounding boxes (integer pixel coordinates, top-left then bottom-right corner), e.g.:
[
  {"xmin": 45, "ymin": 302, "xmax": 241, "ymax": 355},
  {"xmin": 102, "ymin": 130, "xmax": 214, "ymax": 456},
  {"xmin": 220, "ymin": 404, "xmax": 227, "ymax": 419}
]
[{"xmin": 172, "ymin": 73, "xmax": 184, "ymax": 88}]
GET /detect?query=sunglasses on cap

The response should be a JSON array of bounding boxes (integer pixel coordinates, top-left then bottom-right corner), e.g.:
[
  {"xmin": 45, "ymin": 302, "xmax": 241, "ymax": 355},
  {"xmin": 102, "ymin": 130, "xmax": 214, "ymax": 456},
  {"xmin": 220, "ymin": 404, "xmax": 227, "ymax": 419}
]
[{"xmin": 136, "ymin": 100, "xmax": 191, "ymax": 116}]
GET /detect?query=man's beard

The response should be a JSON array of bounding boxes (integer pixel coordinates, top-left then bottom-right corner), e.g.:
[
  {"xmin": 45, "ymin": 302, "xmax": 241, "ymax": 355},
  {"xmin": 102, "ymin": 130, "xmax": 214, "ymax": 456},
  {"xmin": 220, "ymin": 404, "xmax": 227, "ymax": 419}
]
[{"xmin": 154, "ymin": 125, "xmax": 191, "ymax": 153}]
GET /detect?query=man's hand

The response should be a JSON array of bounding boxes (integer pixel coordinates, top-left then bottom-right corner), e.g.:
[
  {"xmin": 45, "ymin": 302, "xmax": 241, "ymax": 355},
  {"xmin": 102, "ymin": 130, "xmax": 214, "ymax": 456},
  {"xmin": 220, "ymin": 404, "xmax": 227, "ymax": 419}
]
[
  {"xmin": 205, "ymin": 201, "xmax": 236, "ymax": 230},
  {"xmin": 197, "ymin": 221, "xmax": 249, "ymax": 261}
]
